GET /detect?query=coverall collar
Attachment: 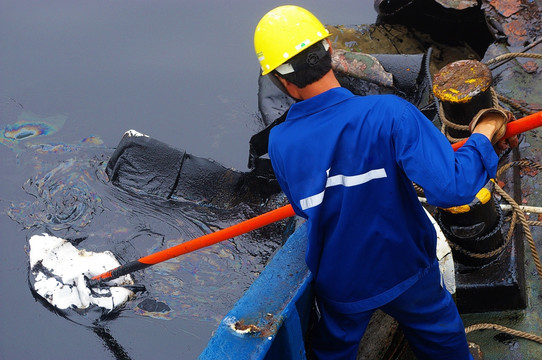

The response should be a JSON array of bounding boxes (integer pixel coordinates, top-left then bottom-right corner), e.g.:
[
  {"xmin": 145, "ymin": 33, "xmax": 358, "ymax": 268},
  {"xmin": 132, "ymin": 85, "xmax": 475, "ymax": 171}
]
[{"xmin": 287, "ymin": 87, "xmax": 355, "ymax": 121}]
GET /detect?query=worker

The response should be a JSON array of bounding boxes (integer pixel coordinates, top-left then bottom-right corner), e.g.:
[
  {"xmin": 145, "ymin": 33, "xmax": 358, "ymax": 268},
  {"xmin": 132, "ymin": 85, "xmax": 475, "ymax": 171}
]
[{"xmin": 253, "ymin": 5, "xmax": 516, "ymax": 360}]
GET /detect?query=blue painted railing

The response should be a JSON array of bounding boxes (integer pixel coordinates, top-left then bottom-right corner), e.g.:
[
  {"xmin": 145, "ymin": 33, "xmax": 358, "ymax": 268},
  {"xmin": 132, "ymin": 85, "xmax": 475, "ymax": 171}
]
[{"xmin": 200, "ymin": 223, "xmax": 313, "ymax": 360}]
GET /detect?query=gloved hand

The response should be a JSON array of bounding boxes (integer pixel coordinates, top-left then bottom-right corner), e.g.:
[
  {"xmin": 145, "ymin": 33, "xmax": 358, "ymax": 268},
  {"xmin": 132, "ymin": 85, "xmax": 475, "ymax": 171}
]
[{"xmin": 469, "ymin": 108, "xmax": 515, "ymax": 145}]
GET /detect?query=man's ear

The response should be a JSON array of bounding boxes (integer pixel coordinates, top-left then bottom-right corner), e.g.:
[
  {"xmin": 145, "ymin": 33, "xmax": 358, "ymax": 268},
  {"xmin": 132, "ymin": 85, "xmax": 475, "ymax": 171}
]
[
  {"xmin": 268, "ymin": 72, "xmax": 291, "ymax": 97},
  {"xmin": 326, "ymin": 38, "xmax": 333, "ymax": 55},
  {"xmin": 273, "ymin": 73, "xmax": 302, "ymax": 100},
  {"xmin": 275, "ymin": 74, "xmax": 289, "ymax": 89}
]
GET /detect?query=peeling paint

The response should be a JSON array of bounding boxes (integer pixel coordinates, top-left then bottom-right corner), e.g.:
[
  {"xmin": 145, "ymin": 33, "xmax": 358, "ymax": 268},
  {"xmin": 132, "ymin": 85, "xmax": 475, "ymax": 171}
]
[
  {"xmin": 482, "ymin": 0, "xmax": 542, "ymax": 48},
  {"xmin": 488, "ymin": 0, "xmax": 522, "ymax": 17},
  {"xmin": 331, "ymin": 49, "xmax": 394, "ymax": 87},
  {"xmin": 436, "ymin": 0, "xmax": 479, "ymax": 10}
]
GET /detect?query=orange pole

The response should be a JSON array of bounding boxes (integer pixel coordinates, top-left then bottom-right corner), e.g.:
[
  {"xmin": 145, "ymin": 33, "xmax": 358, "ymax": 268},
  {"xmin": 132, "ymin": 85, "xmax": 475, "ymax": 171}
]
[
  {"xmin": 140, "ymin": 204, "xmax": 295, "ymax": 264},
  {"xmin": 451, "ymin": 111, "xmax": 542, "ymax": 151},
  {"xmin": 89, "ymin": 204, "xmax": 296, "ymax": 284}
]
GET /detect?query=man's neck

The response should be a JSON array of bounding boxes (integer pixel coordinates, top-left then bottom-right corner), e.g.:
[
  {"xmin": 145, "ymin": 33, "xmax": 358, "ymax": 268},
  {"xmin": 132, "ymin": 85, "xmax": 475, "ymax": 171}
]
[{"xmin": 284, "ymin": 70, "xmax": 341, "ymax": 100}]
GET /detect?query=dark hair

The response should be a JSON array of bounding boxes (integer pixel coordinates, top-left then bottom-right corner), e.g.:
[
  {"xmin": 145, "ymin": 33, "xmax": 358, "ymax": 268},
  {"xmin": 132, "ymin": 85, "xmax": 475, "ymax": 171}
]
[{"xmin": 274, "ymin": 41, "xmax": 332, "ymax": 88}]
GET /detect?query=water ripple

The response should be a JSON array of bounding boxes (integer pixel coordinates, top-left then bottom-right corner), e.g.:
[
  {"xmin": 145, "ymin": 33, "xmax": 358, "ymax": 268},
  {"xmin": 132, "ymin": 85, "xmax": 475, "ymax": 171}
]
[{"xmin": 9, "ymin": 158, "xmax": 102, "ymax": 231}]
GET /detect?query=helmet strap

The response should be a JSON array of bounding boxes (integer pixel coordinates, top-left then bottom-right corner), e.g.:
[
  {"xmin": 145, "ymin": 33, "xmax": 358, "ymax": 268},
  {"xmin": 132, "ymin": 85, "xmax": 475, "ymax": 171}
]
[
  {"xmin": 275, "ymin": 40, "xmax": 330, "ymax": 76},
  {"xmin": 269, "ymin": 71, "xmax": 296, "ymax": 98}
]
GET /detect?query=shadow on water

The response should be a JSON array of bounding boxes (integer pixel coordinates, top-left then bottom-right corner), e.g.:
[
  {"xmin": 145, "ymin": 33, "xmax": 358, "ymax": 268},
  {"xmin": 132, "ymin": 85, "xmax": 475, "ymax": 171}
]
[
  {"xmin": 34, "ymin": 286, "xmax": 138, "ymax": 360},
  {"xmin": 93, "ymin": 327, "xmax": 132, "ymax": 360},
  {"xmin": 32, "ymin": 304, "xmax": 134, "ymax": 360},
  {"xmin": 29, "ymin": 274, "xmax": 133, "ymax": 359}
]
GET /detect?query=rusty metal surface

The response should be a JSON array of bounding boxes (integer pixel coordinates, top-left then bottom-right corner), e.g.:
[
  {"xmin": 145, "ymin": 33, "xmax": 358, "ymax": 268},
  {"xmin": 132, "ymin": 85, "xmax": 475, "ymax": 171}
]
[
  {"xmin": 482, "ymin": 0, "xmax": 542, "ymax": 49},
  {"xmin": 327, "ymin": 23, "xmax": 479, "ymax": 73},
  {"xmin": 483, "ymin": 42, "xmax": 542, "ymax": 113},
  {"xmin": 374, "ymin": 0, "xmax": 478, "ymax": 14},
  {"xmin": 433, "ymin": 60, "xmax": 492, "ymax": 103}
]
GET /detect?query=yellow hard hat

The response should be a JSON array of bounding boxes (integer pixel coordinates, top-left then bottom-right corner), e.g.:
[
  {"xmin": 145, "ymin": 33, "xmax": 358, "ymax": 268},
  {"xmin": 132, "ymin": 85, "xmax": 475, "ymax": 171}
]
[{"xmin": 254, "ymin": 5, "xmax": 330, "ymax": 75}]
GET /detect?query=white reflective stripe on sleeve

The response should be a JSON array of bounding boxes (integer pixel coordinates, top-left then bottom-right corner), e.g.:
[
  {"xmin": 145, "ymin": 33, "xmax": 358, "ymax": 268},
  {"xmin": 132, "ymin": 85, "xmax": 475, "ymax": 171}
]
[
  {"xmin": 300, "ymin": 190, "xmax": 325, "ymax": 211},
  {"xmin": 300, "ymin": 168, "xmax": 387, "ymax": 210}
]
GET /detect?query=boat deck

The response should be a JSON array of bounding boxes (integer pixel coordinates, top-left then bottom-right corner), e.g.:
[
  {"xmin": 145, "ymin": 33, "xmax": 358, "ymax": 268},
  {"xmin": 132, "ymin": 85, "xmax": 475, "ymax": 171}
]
[{"xmin": 461, "ymin": 130, "xmax": 542, "ymax": 360}]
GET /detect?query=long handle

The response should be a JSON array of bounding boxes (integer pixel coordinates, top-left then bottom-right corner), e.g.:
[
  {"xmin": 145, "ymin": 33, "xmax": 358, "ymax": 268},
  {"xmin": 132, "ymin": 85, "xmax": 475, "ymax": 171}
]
[
  {"xmin": 89, "ymin": 204, "xmax": 296, "ymax": 286},
  {"xmin": 451, "ymin": 111, "xmax": 542, "ymax": 151},
  {"xmin": 91, "ymin": 110, "xmax": 540, "ymax": 285}
]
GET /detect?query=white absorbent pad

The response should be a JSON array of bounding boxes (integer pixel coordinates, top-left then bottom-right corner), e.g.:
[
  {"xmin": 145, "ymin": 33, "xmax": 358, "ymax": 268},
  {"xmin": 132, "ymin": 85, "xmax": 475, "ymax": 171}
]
[
  {"xmin": 424, "ymin": 208, "xmax": 456, "ymax": 294},
  {"xmin": 29, "ymin": 233, "xmax": 134, "ymax": 311}
]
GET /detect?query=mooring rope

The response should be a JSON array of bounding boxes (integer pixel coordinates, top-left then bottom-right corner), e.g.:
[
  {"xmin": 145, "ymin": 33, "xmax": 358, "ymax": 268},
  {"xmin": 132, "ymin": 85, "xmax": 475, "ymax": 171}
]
[
  {"xmin": 461, "ymin": 159, "xmax": 542, "ymax": 346},
  {"xmin": 527, "ymin": 220, "xmax": 542, "ymax": 227},
  {"xmin": 484, "ymin": 52, "xmax": 542, "ymax": 116},
  {"xmin": 495, "ymin": 93, "xmax": 538, "ymax": 116},
  {"xmin": 439, "ymin": 103, "xmax": 469, "ymax": 143},
  {"xmin": 496, "ymin": 160, "xmax": 542, "ymax": 279},
  {"xmin": 435, "ymin": 60, "xmax": 542, "ymax": 344},
  {"xmin": 484, "ymin": 52, "xmax": 542, "ymax": 66},
  {"xmin": 439, "ymin": 86, "xmax": 506, "ymax": 144},
  {"xmin": 465, "ymin": 323, "xmax": 542, "ymax": 344},
  {"xmin": 443, "ymin": 159, "xmax": 542, "ymax": 267},
  {"xmin": 416, "ymin": 49, "xmax": 542, "ymax": 348},
  {"xmin": 439, "ymin": 51, "xmax": 542, "ymax": 143}
]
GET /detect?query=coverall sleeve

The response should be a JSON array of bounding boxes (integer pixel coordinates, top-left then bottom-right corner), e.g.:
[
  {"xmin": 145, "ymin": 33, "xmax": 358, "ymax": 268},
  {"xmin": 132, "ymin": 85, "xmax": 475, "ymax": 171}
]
[
  {"xmin": 268, "ymin": 132, "xmax": 306, "ymax": 218},
  {"xmin": 391, "ymin": 100, "xmax": 498, "ymax": 208}
]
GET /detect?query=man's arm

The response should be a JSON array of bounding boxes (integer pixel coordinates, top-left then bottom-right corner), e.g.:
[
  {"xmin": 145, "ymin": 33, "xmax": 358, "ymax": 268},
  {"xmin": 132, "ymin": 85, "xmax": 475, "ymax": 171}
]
[{"xmin": 392, "ymin": 100, "xmax": 498, "ymax": 208}]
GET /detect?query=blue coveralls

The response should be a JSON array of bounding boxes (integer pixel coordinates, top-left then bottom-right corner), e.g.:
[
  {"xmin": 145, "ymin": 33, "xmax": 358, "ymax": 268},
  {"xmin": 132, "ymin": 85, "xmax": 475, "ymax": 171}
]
[{"xmin": 268, "ymin": 88, "xmax": 498, "ymax": 359}]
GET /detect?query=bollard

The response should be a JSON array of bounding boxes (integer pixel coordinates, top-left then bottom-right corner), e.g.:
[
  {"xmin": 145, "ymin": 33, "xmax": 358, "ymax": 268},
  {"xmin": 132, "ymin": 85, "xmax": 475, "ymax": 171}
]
[
  {"xmin": 433, "ymin": 59, "xmax": 493, "ymax": 141},
  {"xmin": 433, "ymin": 60, "xmax": 504, "ymax": 267},
  {"xmin": 436, "ymin": 183, "xmax": 504, "ymax": 267},
  {"xmin": 431, "ymin": 60, "xmax": 525, "ymax": 313}
]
